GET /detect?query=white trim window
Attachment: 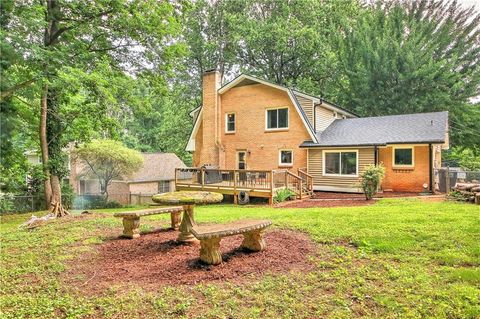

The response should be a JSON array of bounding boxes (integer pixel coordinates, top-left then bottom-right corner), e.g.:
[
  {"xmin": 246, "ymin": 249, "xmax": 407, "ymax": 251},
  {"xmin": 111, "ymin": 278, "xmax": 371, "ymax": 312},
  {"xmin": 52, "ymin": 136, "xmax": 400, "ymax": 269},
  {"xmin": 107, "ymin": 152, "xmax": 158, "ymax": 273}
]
[
  {"xmin": 323, "ymin": 150, "xmax": 358, "ymax": 176},
  {"xmin": 279, "ymin": 149, "xmax": 293, "ymax": 166},
  {"xmin": 225, "ymin": 113, "xmax": 235, "ymax": 133},
  {"xmin": 266, "ymin": 107, "xmax": 288, "ymax": 130},
  {"xmin": 393, "ymin": 146, "xmax": 414, "ymax": 167}
]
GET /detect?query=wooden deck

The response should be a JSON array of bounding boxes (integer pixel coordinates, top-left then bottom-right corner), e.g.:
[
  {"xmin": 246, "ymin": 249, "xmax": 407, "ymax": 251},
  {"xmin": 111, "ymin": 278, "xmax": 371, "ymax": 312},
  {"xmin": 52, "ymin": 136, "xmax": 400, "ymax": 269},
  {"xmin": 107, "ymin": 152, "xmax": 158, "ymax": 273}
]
[{"xmin": 175, "ymin": 168, "xmax": 313, "ymax": 204}]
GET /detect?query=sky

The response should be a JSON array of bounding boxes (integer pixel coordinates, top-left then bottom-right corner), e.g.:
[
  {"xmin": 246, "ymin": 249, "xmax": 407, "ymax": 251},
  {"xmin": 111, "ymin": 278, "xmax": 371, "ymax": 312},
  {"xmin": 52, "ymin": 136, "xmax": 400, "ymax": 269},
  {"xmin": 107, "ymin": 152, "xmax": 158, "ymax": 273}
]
[{"xmin": 457, "ymin": 0, "xmax": 480, "ymax": 10}]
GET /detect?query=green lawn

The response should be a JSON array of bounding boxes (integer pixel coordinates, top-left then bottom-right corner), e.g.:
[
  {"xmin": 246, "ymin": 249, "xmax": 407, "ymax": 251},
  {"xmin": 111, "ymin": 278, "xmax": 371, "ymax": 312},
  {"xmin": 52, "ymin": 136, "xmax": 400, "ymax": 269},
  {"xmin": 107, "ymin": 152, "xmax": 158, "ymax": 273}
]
[{"xmin": 1, "ymin": 199, "xmax": 479, "ymax": 318}]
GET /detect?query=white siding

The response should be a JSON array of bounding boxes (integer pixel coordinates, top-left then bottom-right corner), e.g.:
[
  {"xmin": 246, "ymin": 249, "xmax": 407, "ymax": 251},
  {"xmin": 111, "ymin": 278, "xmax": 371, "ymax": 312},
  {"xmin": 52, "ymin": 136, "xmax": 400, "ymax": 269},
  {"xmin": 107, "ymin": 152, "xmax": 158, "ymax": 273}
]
[
  {"xmin": 295, "ymin": 94, "xmax": 315, "ymax": 127},
  {"xmin": 315, "ymin": 106, "xmax": 337, "ymax": 132}
]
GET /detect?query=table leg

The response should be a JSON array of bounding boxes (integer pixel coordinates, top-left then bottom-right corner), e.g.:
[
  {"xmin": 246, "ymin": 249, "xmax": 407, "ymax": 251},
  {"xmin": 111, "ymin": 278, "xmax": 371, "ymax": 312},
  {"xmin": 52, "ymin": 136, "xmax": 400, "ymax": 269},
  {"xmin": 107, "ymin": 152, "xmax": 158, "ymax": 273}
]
[
  {"xmin": 170, "ymin": 211, "xmax": 181, "ymax": 230},
  {"xmin": 177, "ymin": 204, "xmax": 198, "ymax": 243}
]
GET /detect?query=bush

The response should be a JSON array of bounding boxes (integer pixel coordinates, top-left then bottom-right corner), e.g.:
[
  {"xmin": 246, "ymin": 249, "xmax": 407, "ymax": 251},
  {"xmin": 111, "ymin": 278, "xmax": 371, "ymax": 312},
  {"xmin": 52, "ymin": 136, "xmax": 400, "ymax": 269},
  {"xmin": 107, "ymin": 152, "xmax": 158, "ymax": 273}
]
[
  {"xmin": 273, "ymin": 188, "xmax": 296, "ymax": 203},
  {"xmin": 73, "ymin": 195, "xmax": 123, "ymax": 210},
  {"xmin": 104, "ymin": 200, "xmax": 122, "ymax": 208},
  {"xmin": 61, "ymin": 182, "xmax": 75, "ymax": 210},
  {"xmin": 0, "ymin": 193, "xmax": 15, "ymax": 213},
  {"xmin": 360, "ymin": 164, "xmax": 386, "ymax": 200}
]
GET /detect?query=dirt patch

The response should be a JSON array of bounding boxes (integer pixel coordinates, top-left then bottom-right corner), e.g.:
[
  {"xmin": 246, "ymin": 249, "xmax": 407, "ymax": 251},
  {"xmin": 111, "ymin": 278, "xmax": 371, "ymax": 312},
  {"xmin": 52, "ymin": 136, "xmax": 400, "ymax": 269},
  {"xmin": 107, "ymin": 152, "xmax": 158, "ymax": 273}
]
[
  {"xmin": 277, "ymin": 199, "xmax": 375, "ymax": 208},
  {"xmin": 65, "ymin": 228, "xmax": 316, "ymax": 294}
]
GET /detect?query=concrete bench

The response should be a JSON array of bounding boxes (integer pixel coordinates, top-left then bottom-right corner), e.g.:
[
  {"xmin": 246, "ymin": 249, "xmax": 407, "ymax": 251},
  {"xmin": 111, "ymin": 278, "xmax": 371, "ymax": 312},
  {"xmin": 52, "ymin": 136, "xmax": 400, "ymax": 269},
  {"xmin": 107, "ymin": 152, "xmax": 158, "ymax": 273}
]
[
  {"xmin": 114, "ymin": 207, "xmax": 183, "ymax": 239},
  {"xmin": 191, "ymin": 219, "xmax": 272, "ymax": 265}
]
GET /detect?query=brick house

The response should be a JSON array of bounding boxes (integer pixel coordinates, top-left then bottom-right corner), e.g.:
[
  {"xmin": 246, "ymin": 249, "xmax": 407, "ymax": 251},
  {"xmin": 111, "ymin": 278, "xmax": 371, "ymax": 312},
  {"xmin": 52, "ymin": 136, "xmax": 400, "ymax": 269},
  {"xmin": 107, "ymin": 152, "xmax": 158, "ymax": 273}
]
[{"xmin": 185, "ymin": 70, "xmax": 449, "ymax": 194}]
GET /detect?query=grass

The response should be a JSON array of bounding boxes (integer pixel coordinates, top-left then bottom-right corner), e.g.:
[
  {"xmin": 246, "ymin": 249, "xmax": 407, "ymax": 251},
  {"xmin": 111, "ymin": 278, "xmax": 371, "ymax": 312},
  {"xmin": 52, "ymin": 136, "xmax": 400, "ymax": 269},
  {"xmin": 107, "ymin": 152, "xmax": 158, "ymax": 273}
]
[{"xmin": 0, "ymin": 199, "xmax": 479, "ymax": 318}]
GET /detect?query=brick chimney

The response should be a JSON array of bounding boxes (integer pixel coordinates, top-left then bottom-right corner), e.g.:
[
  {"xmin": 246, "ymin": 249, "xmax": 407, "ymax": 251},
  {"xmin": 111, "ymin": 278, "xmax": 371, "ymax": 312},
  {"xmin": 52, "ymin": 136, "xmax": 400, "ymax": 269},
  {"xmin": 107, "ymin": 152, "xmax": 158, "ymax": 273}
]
[{"xmin": 200, "ymin": 68, "xmax": 223, "ymax": 166}]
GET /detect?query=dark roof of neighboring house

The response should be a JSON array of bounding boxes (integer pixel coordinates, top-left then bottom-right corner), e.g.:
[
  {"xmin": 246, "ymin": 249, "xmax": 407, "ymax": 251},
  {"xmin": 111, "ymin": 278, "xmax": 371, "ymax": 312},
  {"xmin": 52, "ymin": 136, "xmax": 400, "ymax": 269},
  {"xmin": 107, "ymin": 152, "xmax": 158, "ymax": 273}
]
[
  {"xmin": 300, "ymin": 111, "xmax": 449, "ymax": 147},
  {"xmin": 129, "ymin": 153, "xmax": 186, "ymax": 182}
]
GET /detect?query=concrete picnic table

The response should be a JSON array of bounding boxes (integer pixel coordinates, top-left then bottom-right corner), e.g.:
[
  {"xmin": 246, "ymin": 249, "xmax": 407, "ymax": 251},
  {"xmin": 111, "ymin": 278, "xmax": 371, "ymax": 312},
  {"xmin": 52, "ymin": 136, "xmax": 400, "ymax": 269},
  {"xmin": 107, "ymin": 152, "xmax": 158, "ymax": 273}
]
[{"xmin": 152, "ymin": 191, "xmax": 223, "ymax": 243}]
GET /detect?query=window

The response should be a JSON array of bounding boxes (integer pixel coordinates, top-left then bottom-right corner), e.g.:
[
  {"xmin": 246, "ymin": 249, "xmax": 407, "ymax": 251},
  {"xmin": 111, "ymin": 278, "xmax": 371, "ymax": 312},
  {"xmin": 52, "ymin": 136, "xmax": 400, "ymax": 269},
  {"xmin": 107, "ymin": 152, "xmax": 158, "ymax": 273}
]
[
  {"xmin": 158, "ymin": 181, "xmax": 170, "ymax": 193},
  {"xmin": 225, "ymin": 113, "xmax": 235, "ymax": 133},
  {"xmin": 323, "ymin": 151, "xmax": 358, "ymax": 176},
  {"xmin": 393, "ymin": 147, "xmax": 414, "ymax": 167},
  {"xmin": 266, "ymin": 108, "xmax": 288, "ymax": 130},
  {"xmin": 237, "ymin": 151, "xmax": 247, "ymax": 170},
  {"xmin": 279, "ymin": 150, "xmax": 293, "ymax": 166}
]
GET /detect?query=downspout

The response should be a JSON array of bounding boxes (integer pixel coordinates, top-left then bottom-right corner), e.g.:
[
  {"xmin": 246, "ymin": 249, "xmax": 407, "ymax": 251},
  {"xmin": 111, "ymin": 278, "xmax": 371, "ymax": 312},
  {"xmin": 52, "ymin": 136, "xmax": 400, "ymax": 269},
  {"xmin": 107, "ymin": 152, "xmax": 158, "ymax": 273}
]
[
  {"xmin": 374, "ymin": 145, "xmax": 378, "ymax": 165},
  {"xmin": 428, "ymin": 143, "xmax": 433, "ymax": 193}
]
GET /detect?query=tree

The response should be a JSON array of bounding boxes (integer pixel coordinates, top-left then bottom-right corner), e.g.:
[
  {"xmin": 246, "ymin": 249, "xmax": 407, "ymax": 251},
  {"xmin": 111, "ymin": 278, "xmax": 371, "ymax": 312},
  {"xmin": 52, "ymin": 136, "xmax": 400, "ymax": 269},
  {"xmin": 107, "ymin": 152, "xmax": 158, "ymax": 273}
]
[
  {"xmin": 235, "ymin": 0, "xmax": 358, "ymax": 96},
  {"xmin": 76, "ymin": 140, "xmax": 143, "ymax": 200},
  {"xmin": 444, "ymin": 147, "xmax": 480, "ymax": 171},
  {"xmin": 337, "ymin": 0, "xmax": 480, "ymax": 147},
  {"xmin": 2, "ymin": 1, "xmax": 182, "ymax": 216}
]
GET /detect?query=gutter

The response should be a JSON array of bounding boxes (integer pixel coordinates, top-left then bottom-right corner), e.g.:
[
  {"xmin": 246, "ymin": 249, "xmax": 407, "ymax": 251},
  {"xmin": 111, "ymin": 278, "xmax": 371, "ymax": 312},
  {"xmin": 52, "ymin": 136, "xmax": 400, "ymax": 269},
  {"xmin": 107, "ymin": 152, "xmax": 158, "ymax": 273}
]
[{"xmin": 299, "ymin": 140, "xmax": 446, "ymax": 148}]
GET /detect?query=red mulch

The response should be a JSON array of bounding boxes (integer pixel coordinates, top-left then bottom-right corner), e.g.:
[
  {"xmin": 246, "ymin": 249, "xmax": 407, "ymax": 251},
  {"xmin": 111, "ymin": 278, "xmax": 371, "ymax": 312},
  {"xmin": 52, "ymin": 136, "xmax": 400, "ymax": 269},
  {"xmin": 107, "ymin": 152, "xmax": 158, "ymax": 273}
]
[
  {"xmin": 277, "ymin": 199, "xmax": 375, "ymax": 208},
  {"xmin": 65, "ymin": 228, "xmax": 316, "ymax": 294},
  {"xmin": 311, "ymin": 191, "xmax": 419, "ymax": 200}
]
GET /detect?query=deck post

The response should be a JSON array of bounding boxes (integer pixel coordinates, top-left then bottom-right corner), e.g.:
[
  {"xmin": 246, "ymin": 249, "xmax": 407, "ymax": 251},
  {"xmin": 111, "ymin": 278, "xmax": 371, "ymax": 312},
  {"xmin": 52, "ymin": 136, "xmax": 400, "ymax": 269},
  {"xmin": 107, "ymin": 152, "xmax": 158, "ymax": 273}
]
[
  {"xmin": 299, "ymin": 180, "xmax": 302, "ymax": 199},
  {"xmin": 233, "ymin": 170, "xmax": 237, "ymax": 204},
  {"xmin": 270, "ymin": 171, "xmax": 274, "ymax": 205}
]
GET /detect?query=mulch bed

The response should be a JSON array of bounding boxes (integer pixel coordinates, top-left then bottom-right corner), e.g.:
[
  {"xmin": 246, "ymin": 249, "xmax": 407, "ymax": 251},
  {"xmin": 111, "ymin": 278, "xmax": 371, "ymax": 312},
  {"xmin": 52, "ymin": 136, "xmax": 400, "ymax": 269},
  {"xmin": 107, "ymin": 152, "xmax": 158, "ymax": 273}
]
[
  {"xmin": 311, "ymin": 191, "xmax": 419, "ymax": 200},
  {"xmin": 65, "ymin": 228, "xmax": 316, "ymax": 294},
  {"xmin": 277, "ymin": 199, "xmax": 375, "ymax": 208}
]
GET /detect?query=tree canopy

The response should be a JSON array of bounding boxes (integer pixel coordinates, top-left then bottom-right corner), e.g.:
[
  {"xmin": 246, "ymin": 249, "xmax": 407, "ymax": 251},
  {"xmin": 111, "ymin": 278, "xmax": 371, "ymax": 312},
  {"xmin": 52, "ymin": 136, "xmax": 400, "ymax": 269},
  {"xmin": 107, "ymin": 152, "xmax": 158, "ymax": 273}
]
[{"xmin": 75, "ymin": 139, "xmax": 143, "ymax": 199}]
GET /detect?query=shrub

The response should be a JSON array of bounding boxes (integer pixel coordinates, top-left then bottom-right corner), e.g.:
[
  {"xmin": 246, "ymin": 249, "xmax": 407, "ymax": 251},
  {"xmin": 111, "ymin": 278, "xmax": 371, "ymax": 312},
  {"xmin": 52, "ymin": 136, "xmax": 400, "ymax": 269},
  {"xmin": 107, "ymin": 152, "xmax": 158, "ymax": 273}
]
[
  {"xmin": 61, "ymin": 182, "xmax": 75, "ymax": 210},
  {"xmin": 104, "ymin": 200, "xmax": 122, "ymax": 208},
  {"xmin": 0, "ymin": 193, "xmax": 15, "ymax": 213},
  {"xmin": 73, "ymin": 195, "xmax": 123, "ymax": 210},
  {"xmin": 273, "ymin": 188, "xmax": 296, "ymax": 203},
  {"xmin": 360, "ymin": 164, "xmax": 386, "ymax": 200}
]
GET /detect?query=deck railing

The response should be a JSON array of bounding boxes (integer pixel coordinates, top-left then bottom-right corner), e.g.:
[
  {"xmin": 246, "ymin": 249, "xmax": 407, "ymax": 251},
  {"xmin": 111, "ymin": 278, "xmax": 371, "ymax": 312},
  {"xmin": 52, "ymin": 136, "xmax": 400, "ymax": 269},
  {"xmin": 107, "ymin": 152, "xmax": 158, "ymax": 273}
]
[
  {"xmin": 175, "ymin": 167, "xmax": 313, "ymax": 200},
  {"xmin": 175, "ymin": 167, "xmax": 274, "ymax": 191},
  {"xmin": 298, "ymin": 168, "xmax": 314, "ymax": 196}
]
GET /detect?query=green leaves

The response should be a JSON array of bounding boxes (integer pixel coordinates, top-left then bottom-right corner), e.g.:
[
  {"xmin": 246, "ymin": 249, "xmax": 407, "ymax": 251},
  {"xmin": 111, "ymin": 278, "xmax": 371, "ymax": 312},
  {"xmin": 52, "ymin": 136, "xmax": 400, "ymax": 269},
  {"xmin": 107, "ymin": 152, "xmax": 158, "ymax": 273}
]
[
  {"xmin": 75, "ymin": 139, "xmax": 143, "ymax": 197},
  {"xmin": 337, "ymin": 0, "xmax": 480, "ymax": 147}
]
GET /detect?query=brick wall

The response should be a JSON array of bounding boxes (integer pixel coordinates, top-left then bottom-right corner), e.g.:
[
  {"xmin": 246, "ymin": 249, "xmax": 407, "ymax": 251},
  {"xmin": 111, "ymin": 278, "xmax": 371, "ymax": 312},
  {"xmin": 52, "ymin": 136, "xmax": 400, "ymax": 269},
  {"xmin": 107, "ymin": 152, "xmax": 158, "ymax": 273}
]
[
  {"xmin": 379, "ymin": 145, "xmax": 432, "ymax": 192},
  {"xmin": 193, "ymin": 79, "xmax": 311, "ymax": 172},
  {"xmin": 108, "ymin": 181, "xmax": 129, "ymax": 204},
  {"xmin": 129, "ymin": 182, "xmax": 158, "ymax": 194}
]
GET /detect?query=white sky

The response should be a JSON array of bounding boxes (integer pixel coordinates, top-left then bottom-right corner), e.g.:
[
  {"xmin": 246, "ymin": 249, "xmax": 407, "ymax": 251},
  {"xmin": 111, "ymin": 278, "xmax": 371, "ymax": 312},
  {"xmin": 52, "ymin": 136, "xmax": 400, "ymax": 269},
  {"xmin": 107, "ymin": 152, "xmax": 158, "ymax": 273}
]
[{"xmin": 457, "ymin": 0, "xmax": 480, "ymax": 9}]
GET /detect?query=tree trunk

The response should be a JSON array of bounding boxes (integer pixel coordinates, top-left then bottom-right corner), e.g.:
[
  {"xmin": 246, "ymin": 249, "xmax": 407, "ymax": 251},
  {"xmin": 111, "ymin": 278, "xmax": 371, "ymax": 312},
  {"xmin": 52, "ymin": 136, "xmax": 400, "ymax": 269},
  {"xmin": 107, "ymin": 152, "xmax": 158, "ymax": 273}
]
[
  {"xmin": 40, "ymin": 0, "xmax": 69, "ymax": 217},
  {"xmin": 40, "ymin": 86, "xmax": 52, "ymax": 207},
  {"xmin": 50, "ymin": 174, "xmax": 68, "ymax": 217}
]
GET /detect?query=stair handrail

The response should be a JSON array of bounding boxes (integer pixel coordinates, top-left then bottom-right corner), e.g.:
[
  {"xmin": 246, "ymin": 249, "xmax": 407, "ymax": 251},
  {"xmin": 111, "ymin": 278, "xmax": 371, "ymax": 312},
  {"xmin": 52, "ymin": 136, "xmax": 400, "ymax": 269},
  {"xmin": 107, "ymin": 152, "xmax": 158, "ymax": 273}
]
[{"xmin": 298, "ymin": 169, "xmax": 313, "ymax": 194}]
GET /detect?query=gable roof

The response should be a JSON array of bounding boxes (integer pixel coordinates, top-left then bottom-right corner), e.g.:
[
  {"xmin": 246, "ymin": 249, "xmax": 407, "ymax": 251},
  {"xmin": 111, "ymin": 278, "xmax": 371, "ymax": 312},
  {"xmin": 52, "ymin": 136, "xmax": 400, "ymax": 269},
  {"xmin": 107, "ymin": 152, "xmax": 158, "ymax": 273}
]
[
  {"xmin": 218, "ymin": 74, "xmax": 318, "ymax": 142},
  {"xmin": 219, "ymin": 73, "xmax": 357, "ymax": 117},
  {"xmin": 300, "ymin": 111, "xmax": 449, "ymax": 147},
  {"xmin": 129, "ymin": 153, "xmax": 186, "ymax": 182}
]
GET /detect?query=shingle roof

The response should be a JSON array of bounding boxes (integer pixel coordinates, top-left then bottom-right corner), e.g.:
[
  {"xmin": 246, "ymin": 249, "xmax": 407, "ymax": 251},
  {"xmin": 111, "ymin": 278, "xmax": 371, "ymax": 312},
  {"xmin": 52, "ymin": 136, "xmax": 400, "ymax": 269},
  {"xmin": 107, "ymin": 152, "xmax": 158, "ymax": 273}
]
[
  {"xmin": 300, "ymin": 111, "xmax": 448, "ymax": 147},
  {"xmin": 129, "ymin": 153, "xmax": 186, "ymax": 182}
]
